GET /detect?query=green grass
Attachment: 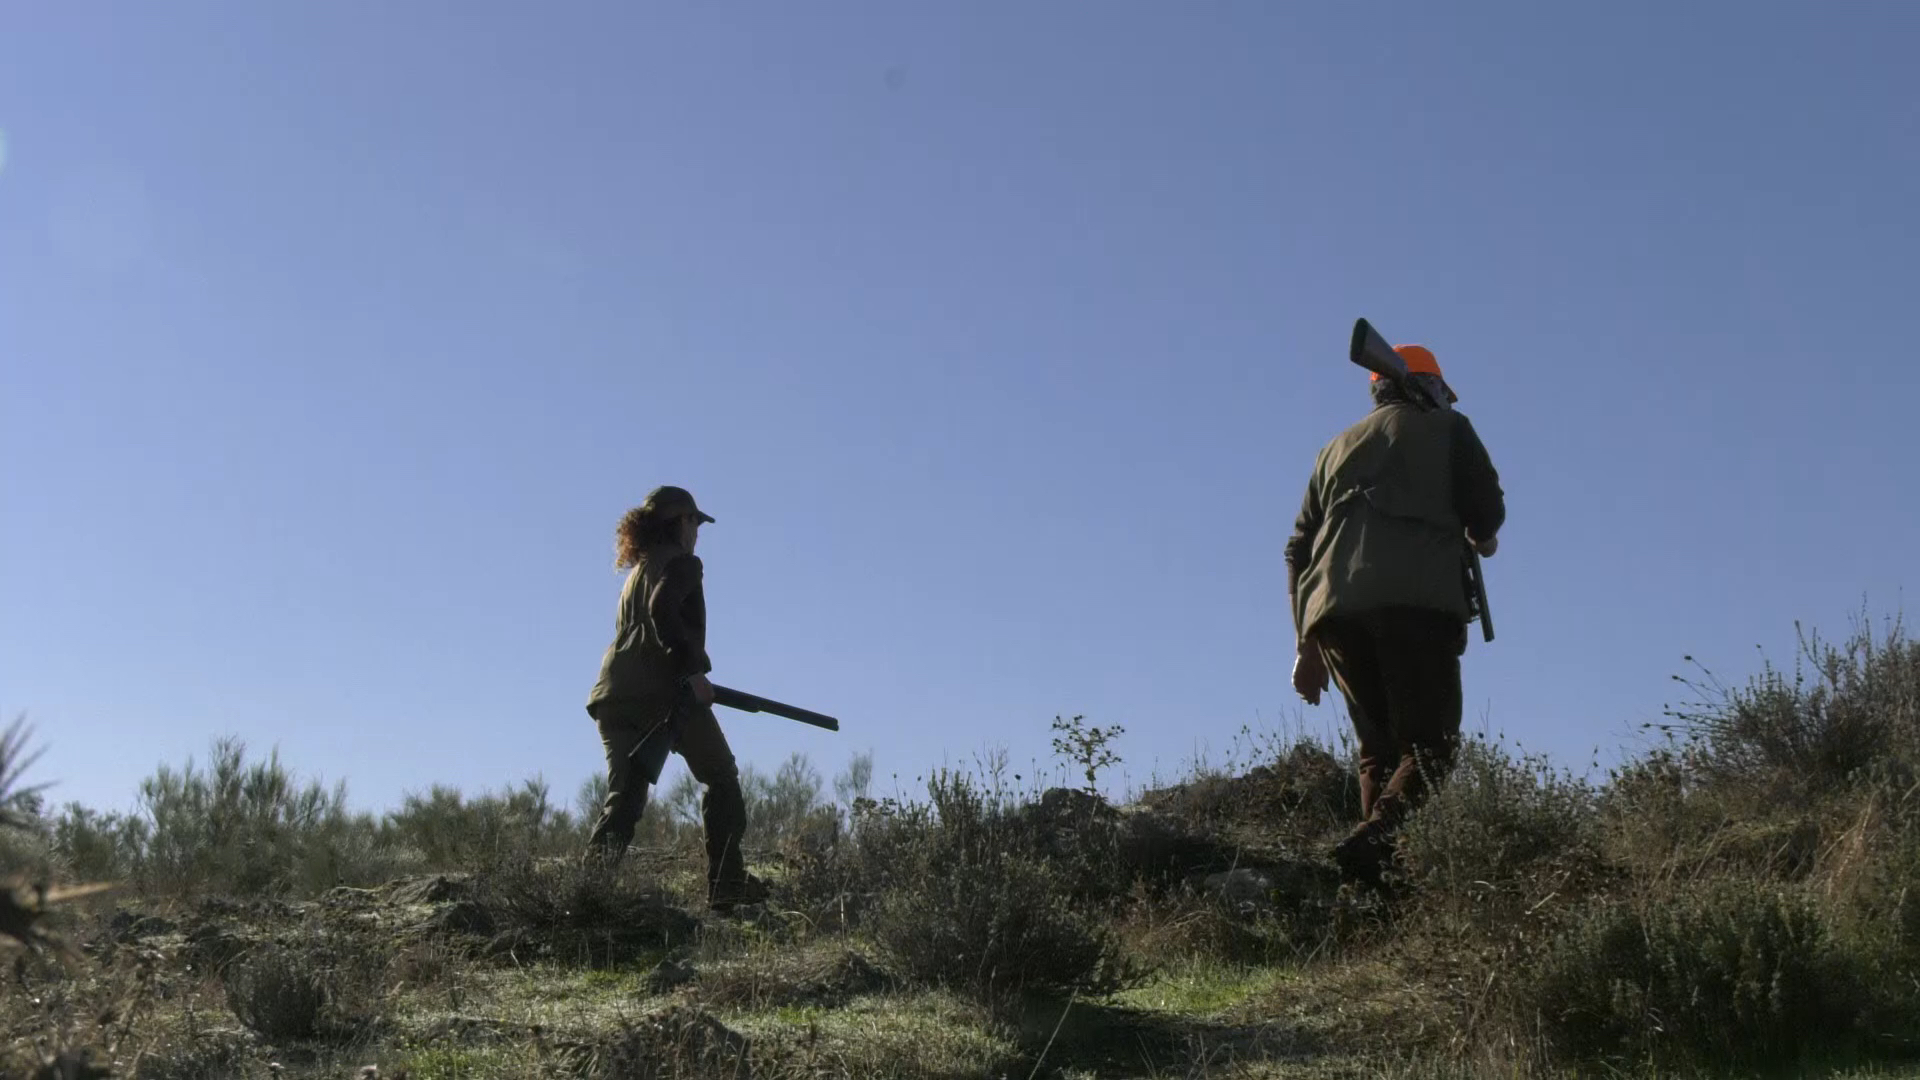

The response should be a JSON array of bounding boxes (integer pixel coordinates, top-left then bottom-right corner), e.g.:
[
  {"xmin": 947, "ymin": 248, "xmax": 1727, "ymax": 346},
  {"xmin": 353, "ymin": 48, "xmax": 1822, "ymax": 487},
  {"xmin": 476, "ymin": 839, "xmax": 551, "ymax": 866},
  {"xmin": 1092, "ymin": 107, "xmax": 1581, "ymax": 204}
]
[
  {"xmin": 717, "ymin": 989, "xmax": 1022, "ymax": 1078},
  {"xmin": 579, "ymin": 966, "xmax": 645, "ymax": 993},
  {"xmin": 386, "ymin": 1045, "xmax": 517, "ymax": 1080},
  {"xmin": 1108, "ymin": 958, "xmax": 1294, "ymax": 1020}
]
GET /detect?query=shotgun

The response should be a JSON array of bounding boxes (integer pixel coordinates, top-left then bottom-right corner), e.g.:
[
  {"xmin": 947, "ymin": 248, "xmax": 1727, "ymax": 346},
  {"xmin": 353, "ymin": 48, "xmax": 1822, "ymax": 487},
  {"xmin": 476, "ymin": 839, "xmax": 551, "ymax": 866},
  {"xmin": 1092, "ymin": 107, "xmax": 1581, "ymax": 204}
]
[{"xmin": 711, "ymin": 684, "xmax": 840, "ymax": 732}]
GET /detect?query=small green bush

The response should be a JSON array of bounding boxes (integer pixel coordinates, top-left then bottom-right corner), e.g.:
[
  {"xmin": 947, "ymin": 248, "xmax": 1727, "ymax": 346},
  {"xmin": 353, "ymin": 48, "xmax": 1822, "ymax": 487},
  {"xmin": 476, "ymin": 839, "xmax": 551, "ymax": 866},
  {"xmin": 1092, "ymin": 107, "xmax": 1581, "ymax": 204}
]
[
  {"xmin": 1396, "ymin": 736, "xmax": 1606, "ymax": 925},
  {"xmin": 1139, "ymin": 736, "xmax": 1362, "ymax": 844},
  {"xmin": 221, "ymin": 928, "xmax": 392, "ymax": 1042},
  {"xmin": 47, "ymin": 804, "xmax": 145, "ymax": 882},
  {"xmin": 1525, "ymin": 882, "xmax": 1866, "ymax": 1067},
  {"xmin": 130, "ymin": 737, "xmax": 387, "ymax": 896},
  {"xmin": 1666, "ymin": 616, "xmax": 1920, "ymax": 797},
  {"xmin": 223, "ymin": 945, "xmax": 328, "ymax": 1040},
  {"xmin": 378, "ymin": 776, "xmax": 582, "ymax": 867},
  {"xmin": 470, "ymin": 853, "xmax": 698, "ymax": 967},
  {"xmin": 863, "ymin": 770, "xmax": 1136, "ymax": 1004}
]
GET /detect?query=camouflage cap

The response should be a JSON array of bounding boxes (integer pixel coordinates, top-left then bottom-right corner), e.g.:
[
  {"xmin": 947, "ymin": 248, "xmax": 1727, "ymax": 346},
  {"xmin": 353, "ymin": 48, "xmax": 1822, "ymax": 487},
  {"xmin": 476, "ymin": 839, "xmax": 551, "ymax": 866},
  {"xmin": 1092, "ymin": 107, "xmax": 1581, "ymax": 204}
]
[{"xmin": 641, "ymin": 485, "xmax": 715, "ymax": 524}]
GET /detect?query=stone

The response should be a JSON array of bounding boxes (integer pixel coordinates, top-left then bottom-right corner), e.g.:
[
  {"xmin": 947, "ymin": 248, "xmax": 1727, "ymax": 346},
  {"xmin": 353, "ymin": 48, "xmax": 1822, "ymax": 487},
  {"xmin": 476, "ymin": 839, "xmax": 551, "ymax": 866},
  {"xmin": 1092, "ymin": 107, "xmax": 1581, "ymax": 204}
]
[{"xmin": 644, "ymin": 957, "xmax": 698, "ymax": 994}]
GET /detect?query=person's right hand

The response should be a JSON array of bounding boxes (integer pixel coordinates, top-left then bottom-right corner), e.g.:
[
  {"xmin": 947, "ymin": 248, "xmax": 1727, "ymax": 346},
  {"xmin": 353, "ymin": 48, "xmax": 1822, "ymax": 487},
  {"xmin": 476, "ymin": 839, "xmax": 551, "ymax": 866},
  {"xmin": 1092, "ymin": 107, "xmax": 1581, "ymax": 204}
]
[
  {"xmin": 687, "ymin": 673, "xmax": 716, "ymax": 707},
  {"xmin": 1292, "ymin": 646, "xmax": 1328, "ymax": 706},
  {"xmin": 1470, "ymin": 533, "xmax": 1499, "ymax": 558}
]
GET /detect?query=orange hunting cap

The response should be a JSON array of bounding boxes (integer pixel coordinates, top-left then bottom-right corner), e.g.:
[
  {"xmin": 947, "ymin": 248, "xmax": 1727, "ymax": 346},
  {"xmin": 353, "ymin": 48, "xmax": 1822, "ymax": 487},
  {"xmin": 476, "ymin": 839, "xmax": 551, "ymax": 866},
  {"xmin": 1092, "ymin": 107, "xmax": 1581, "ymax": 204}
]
[
  {"xmin": 1370, "ymin": 344, "xmax": 1459, "ymax": 402},
  {"xmin": 1393, "ymin": 345, "xmax": 1442, "ymax": 378}
]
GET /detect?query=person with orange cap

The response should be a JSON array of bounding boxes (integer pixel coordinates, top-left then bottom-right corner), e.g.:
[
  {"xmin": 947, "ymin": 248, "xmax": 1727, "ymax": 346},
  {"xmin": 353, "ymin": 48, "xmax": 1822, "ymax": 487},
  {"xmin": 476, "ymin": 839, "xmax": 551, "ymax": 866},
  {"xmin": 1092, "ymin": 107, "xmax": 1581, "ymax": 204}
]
[{"xmin": 1283, "ymin": 342, "xmax": 1505, "ymax": 885}]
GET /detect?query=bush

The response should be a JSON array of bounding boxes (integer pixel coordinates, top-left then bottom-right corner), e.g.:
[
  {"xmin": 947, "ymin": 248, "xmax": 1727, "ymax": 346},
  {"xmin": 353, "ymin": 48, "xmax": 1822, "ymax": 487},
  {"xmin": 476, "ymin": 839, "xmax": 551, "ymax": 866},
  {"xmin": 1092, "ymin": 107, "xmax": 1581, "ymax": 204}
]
[
  {"xmin": 1816, "ymin": 811, "xmax": 1920, "ymax": 1051},
  {"xmin": 1396, "ymin": 736, "xmax": 1606, "ymax": 924},
  {"xmin": 861, "ymin": 770, "xmax": 1136, "ymax": 1004},
  {"xmin": 1599, "ymin": 744, "xmax": 1831, "ymax": 884},
  {"xmin": 47, "ymin": 804, "xmax": 146, "ymax": 883},
  {"xmin": 1138, "ymin": 735, "xmax": 1362, "ymax": 846},
  {"xmin": 1525, "ymin": 882, "xmax": 1867, "ymax": 1067},
  {"xmin": 223, "ymin": 944, "xmax": 329, "ymax": 1040},
  {"xmin": 129, "ymin": 737, "xmax": 388, "ymax": 896},
  {"xmin": 741, "ymin": 752, "xmax": 834, "ymax": 841},
  {"xmin": 1665, "ymin": 615, "xmax": 1920, "ymax": 797},
  {"xmin": 221, "ymin": 926, "xmax": 392, "ymax": 1042},
  {"xmin": 379, "ymin": 777, "xmax": 583, "ymax": 867},
  {"xmin": 471, "ymin": 853, "xmax": 698, "ymax": 967}
]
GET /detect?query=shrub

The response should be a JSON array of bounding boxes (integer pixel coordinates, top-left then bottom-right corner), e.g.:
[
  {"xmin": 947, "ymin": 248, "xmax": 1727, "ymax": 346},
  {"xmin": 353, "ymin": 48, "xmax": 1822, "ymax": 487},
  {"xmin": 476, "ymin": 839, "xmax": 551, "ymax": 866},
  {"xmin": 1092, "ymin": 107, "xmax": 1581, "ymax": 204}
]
[
  {"xmin": 378, "ymin": 776, "xmax": 582, "ymax": 866},
  {"xmin": 576, "ymin": 750, "xmax": 850, "ymax": 852},
  {"xmin": 863, "ymin": 770, "xmax": 1136, "ymax": 1004},
  {"xmin": 1664, "ymin": 615, "xmax": 1920, "ymax": 797},
  {"xmin": 221, "ymin": 926, "xmax": 392, "ymax": 1042},
  {"xmin": 1524, "ymin": 882, "xmax": 1866, "ymax": 1067},
  {"xmin": 0, "ymin": 810, "xmax": 51, "ymax": 881},
  {"xmin": 131, "ymin": 736, "xmax": 385, "ymax": 896},
  {"xmin": 1396, "ymin": 735, "xmax": 1606, "ymax": 924},
  {"xmin": 471, "ymin": 852, "xmax": 698, "ymax": 967},
  {"xmin": 1817, "ymin": 811, "xmax": 1920, "ymax": 1051},
  {"xmin": 742, "ymin": 752, "xmax": 832, "ymax": 840},
  {"xmin": 223, "ymin": 944, "xmax": 329, "ymax": 1040},
  {"xmin": 1133, "ymin": 733, "xmax": 1362, "ymax": 852},
  {"xmin": 1599, "ymin": 744, "xmax": 1831, "ymax": 884},
  {"xmin": 47, "ymin": 804, "xmax": 146, "ymax": 883}
]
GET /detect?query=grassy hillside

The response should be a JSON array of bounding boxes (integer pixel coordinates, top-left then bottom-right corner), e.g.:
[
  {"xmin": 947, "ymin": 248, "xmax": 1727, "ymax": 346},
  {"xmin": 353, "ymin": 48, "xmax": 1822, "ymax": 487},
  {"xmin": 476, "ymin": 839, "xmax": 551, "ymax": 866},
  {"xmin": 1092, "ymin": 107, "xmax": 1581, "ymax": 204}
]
[{"xmin": 6, "ymin": 614, "xmax": 1920, "ymax": 1078}]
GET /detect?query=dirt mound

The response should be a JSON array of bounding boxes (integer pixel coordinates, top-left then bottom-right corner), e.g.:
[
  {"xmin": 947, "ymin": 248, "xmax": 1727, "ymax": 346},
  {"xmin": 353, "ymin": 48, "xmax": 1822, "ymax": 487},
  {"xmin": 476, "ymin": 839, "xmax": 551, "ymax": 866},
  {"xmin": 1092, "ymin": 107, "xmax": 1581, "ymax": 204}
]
[
  {"xmin": 1136, "ymin": 743, "xmax": 1360, "ymax": 839},
  {"xmin": 469, "ymin": 860, "xmax": 700, "ymax": 968},
  {"xmin": 385, "ymin": 873, "xmax": 473, "ymax": 907}
]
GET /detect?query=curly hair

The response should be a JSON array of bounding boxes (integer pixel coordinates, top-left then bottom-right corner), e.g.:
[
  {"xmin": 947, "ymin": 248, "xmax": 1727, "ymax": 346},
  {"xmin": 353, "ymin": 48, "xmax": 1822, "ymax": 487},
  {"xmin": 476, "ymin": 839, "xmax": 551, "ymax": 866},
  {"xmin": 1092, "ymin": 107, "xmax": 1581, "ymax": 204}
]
[{"xmin": 613, "ymin": 507, "xmax": 685, "ymax": 570}]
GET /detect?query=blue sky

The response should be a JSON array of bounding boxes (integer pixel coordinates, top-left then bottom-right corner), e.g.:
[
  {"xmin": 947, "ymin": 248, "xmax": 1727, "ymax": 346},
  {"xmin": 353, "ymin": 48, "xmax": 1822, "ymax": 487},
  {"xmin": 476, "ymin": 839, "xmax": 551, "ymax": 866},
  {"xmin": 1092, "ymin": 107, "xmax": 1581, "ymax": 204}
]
[{"xmin": 4, "ymin": 3, "xmax": 1915, "ymax": 817}]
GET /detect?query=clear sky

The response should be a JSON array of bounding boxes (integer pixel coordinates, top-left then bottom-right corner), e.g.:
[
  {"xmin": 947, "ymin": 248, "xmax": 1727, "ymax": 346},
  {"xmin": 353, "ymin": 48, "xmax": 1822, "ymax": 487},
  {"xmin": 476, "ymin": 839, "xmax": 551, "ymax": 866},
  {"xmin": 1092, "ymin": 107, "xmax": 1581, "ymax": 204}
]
[{"xmin": 4, "ymin": 3, "xmax": 1915, "ymax": 817}]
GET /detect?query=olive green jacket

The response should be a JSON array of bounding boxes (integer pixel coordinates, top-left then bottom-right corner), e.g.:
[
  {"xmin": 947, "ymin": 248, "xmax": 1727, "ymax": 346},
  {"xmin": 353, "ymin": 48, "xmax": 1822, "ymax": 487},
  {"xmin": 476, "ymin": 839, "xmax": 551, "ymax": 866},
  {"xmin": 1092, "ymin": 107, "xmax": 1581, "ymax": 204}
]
[
  {"xmin": 1284, "ymin": 402, "xmax": 1505, "ymax": 644},
  {"xmin": 586, "ymin": 542, "xmax": 713, "ymax": 716}
]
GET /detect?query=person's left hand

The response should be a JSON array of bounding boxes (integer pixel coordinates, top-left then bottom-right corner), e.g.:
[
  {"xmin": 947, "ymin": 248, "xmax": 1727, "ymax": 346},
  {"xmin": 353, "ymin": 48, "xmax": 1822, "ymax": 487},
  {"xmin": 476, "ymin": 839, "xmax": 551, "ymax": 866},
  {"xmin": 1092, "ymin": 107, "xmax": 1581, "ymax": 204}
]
[{"xmin": 1292, "ymin": 645, "xmax": 1328, "ymax": 705}]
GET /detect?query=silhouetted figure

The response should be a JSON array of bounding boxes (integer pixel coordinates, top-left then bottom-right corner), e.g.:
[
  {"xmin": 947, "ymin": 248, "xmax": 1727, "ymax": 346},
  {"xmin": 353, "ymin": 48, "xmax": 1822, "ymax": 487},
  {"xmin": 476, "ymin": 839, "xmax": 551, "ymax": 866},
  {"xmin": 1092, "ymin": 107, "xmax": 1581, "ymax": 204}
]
[
  {"xmin": 1285, "ymin": 344, "xmax": 1506, "ymax": 883},
  {"xmin": 581, "ymin": 486, "xmax": 768, "ymax": 911}
]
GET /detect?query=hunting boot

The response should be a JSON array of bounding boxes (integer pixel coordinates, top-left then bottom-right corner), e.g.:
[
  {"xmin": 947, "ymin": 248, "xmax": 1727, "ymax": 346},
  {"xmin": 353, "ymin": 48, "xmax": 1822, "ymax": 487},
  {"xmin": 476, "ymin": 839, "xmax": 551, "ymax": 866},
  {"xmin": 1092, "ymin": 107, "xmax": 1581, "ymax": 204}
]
[
  {"xmin": 582, "ymin": 787, "xmax": 644, "ymax": 871},
  {"xmin": 701, "ymin": 773, "xmax": 769, "ymax": 911},
  {"xmin": 1331, "ymin": 820, "xmax": 1396, "ymax": 887}
]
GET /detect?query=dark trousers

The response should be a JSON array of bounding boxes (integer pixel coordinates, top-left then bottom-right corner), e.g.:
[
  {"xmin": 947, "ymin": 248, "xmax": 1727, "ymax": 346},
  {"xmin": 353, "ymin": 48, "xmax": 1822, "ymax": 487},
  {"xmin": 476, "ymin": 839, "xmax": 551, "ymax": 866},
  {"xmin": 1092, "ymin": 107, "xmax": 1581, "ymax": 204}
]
[
  {"xmin": 583, "ymin": 692, "xmax": 749, "ymax": 893},
  {"xmin": 1315, "ymin": 607, "xmax": 1466, "ymax": 834}
]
